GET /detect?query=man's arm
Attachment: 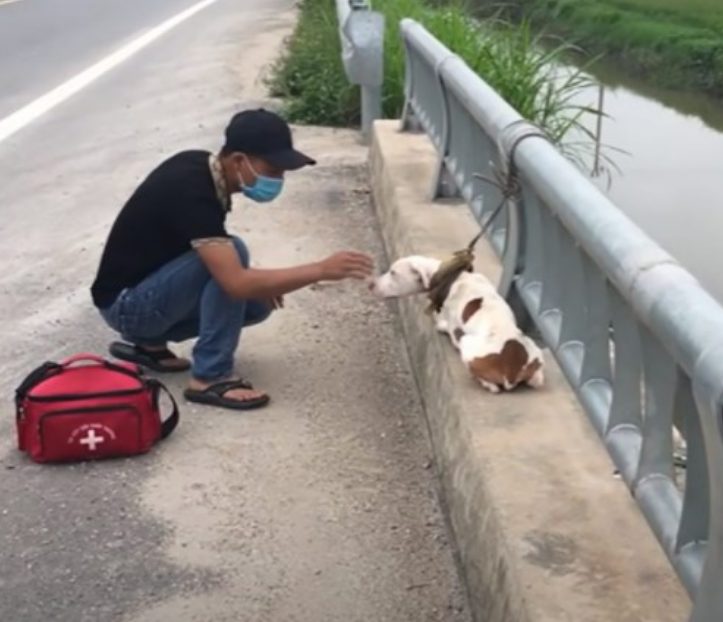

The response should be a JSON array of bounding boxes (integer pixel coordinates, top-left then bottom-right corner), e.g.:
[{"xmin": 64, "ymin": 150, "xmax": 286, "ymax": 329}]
[{"xmin": 195, "ymin": 242, "xmax": 373, "ymax": 300}]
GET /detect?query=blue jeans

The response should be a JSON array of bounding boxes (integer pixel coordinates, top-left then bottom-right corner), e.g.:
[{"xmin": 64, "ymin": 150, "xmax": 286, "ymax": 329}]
[{"xmin": 99, "ymin": 236, "xmax": 271, "ymax": 381}]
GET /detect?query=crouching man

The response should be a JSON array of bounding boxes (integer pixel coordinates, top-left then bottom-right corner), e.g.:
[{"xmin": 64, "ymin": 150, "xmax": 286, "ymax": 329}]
[{"xmin": 90, "ymin": 109, "xmax": 373, "ymax": 410}]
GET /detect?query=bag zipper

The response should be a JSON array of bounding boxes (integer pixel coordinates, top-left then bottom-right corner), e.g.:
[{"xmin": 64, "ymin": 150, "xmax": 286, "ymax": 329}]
[{"xmin": 28, "ymin": 387, "xmax": 144, "ymax": 402}]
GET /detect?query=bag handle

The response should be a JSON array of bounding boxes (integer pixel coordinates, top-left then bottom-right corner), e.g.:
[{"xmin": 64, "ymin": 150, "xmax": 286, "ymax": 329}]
[
  {"xmin": 147, "ymin": 379, "xmax": 180, "ymax": 440},
  {"xmin": 60, "ymin": 353, "xmax": 145, "ymax": 380},
  {"xmin": 60, "ymin": 353, "xmax": 108, "ymax": 367}
]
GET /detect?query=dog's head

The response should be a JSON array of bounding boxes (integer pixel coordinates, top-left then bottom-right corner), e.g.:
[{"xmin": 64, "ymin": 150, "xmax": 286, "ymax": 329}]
[{"xmin": 370, "ymin": 255, "xmax": 441, "ymax": 298}]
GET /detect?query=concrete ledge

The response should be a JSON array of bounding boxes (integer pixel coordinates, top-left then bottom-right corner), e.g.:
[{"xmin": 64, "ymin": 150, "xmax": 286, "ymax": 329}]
[{"xmin": 369, "ymin": 120, "xmax": 690, "ymax": 622}]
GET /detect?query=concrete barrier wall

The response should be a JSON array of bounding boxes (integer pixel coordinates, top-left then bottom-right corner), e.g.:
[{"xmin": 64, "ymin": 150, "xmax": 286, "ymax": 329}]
[{"xmin": 369, "ymin": 120, "xmax": 690, "ymax": 622}]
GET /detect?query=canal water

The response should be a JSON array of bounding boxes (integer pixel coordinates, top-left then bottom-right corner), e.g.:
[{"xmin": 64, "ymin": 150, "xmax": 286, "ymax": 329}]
[
  {"xmin": 460, "ymin": 1, "xmax": 723, "ymax": 300},
  {"xmin": 572, "ymin": 62, "xmax": 723, "ymax": 303}
]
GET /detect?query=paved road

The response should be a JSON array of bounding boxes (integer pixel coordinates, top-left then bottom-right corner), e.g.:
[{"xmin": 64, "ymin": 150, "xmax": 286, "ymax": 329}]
[
  {"xmin": 0, "ymin": 1, "xmax": 470, "ymax": 621},
  {"xmin": 0, "ymin": 0, "xmax": 199, "ymax": 118}
]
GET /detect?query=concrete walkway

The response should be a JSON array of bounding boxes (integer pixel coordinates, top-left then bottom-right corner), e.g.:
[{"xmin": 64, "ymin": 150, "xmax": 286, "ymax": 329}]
[{"xmin": 0, "ymin": 3, "xmax": 470, "ymax": 621}]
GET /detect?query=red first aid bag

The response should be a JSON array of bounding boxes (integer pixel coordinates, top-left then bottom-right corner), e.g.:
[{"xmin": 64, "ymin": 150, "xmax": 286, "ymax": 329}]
[{"xmin": 14, "ymin": 354, "xmax": 179, "ymax": 463}]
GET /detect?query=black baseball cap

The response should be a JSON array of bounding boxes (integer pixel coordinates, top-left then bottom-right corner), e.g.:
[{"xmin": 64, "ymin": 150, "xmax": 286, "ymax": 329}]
[{"xmin": 223, "ymin": 109, "xmax": 316, "ymax": 171}]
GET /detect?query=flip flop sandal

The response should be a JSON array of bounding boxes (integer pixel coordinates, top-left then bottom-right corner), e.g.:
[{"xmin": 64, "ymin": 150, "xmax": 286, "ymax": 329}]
[
  {"xmin": 109, "ymin": 341, "xmax": 191, "ymax": 373},
  {"xmin": 183, "ymin": 379, "xmax": 270, "ymax": 410}
]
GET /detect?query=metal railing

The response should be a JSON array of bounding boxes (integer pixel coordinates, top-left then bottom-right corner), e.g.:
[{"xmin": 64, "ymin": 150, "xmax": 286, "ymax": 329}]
[
  {"xmin": 400, "ymin": 18, "xmax": 723, "ymax": 622},
  {"xmin": 335, "ymin": 0, "xmax": 384, "ymax": 142}
]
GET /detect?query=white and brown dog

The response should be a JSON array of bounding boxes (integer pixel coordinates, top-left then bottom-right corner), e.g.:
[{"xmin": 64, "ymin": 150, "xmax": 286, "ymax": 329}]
[{"xmin": 371, "ymin": 255, "xmax": 544, "ymax": 393}]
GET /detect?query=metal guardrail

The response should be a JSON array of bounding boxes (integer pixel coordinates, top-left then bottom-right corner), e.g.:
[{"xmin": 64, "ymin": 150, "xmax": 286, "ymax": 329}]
[
  {"xmin": 335, "ymin": 0, "xmax": 384, "ymax": 142},
  {"xmin": 400, "ymin": 17, "xmax": 723, "ymax": 622}
]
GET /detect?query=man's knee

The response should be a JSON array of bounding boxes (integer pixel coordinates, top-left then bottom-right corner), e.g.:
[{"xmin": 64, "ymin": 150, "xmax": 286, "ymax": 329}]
[{"xmin": 230, "ymin": 236, "xmax": 250, "ymax": 268}]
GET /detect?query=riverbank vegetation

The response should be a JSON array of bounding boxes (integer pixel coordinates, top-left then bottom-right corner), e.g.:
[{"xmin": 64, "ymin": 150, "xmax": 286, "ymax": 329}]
[{"xmin": 504, "ymin": 0, "xmax": 723, "ymax": 97}]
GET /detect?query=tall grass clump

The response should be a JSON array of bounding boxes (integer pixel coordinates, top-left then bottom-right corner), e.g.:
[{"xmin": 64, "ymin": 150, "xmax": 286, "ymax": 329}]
[{"xmin": 268, "ymin": 0, "xmax": 600, "ymax": 150}]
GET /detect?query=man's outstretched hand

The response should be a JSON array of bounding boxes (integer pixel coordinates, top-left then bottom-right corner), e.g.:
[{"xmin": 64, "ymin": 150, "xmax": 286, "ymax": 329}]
[{"xmin": 318, "ymin": 251, "xmax": 374, "ymax": 281}]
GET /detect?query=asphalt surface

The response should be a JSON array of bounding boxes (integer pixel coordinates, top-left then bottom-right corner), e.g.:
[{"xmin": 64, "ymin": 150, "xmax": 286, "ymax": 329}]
[
  {"xmin": 0, "ymin": 0, "xmax": 205, "ymax": 117},
  {"xmin": 0, "ymin": 0, "xmax": 200, "ymax": 118},
  {"xmin": 0, "ymin": 1, "xmax": 471, "ymax": 620}
]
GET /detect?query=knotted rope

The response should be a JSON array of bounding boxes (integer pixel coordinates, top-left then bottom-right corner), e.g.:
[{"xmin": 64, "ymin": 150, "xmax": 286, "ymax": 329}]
[{"xmin": 426, "ymin": 123, "xmax": 549, "ymax": 313}]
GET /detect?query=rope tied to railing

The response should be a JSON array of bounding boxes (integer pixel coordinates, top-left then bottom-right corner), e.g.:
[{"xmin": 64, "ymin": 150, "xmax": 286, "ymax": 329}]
[{"xmin": 426, "ymin": 122, "xmax": 550, "ymax": 313}]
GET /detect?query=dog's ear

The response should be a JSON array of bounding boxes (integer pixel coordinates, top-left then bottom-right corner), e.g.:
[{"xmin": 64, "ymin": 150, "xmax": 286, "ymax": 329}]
[
  {"xmin": 413, "ymin": 267, "xmax": 432, "ymax": 290},
  {"xmin": 407, "ymin": 257, "xmax": 435, "ymax": 289}
]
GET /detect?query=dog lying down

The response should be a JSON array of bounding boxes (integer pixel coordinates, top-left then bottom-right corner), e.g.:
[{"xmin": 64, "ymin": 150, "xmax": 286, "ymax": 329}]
[{"xmin": 372, "ymin": 255, "xmax": 544, "ymax": 393}]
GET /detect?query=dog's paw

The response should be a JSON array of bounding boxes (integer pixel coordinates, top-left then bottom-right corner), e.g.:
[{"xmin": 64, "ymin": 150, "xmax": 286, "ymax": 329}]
[
  {"xmin": 477, "ymin": 379, "xmax": 501, "ymax": 394},
  {"xmin": 527, "ymin": 368, "xmax": 545, "ymax": 389}
]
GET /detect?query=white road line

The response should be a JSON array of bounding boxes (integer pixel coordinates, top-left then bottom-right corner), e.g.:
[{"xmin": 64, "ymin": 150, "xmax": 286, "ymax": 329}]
[
  {"xmin": 0, "ymin": 0, "xmax": 23, "ymax": 7},
  {"xmin": 0, "ymin": 0, "xmax": 219, "ymax": 144}
]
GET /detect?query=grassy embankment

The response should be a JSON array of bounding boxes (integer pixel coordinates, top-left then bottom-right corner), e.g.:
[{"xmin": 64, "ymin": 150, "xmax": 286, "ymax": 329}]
[{"xmin": 505, "ymin": 0, "xmax": 723, "ymax": 96}]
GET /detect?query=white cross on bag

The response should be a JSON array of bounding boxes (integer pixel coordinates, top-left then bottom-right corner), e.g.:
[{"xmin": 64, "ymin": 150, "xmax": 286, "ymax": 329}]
[{"xmin": 79, "ymin": 429, "xmax": 105, "ymax": 451}]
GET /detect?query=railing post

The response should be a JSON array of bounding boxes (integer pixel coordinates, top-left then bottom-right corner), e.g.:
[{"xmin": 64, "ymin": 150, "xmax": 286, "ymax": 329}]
[
  {"xmin": 431, "ymin": 58, "xmax": 460, "ymax": 199},
  {"xmin": 497, "ymin": 121, "xmax": 545, "ymax": 298},
  {"xmin": 336, "ymin": 0, "xmax": 385, "ymax": 143},
  {"xmin": 361, "ymin": 85, "xmax": 382, "ymax": 139},
  {"xmin": 690, "ymin": 371, "xmax": 723, "ymax": 621},
  {"xmin": 400, "ymin": 30, "xmax": 419, "ymax": 132}
]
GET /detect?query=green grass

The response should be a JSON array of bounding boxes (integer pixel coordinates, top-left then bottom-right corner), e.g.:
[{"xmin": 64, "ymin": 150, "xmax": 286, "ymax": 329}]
[
  {"xmin": 605, "ymin": 0, "xmax": 723, "ymax": 29},
  {"xmin": 266, "ymin": 0, "xmax": 358, "ymax": 126},
  {"xmin": 268, "ymin": 0, "xmax": 599, "ymax": 149},
  {"xmin": 504, "ymin": 0, "xmax": 723, "ymax": 95}
]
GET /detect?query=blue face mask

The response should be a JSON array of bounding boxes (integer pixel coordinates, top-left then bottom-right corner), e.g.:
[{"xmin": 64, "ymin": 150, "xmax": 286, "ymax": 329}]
[{"xmin": 239, "ymin": 158, "xmax": 284, "ymax": 203}]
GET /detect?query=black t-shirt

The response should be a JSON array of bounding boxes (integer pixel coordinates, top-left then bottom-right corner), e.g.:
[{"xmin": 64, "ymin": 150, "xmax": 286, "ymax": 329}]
[{"xmin": 91, "ymin": 150, "xmax": 228, "ymax": 308}]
